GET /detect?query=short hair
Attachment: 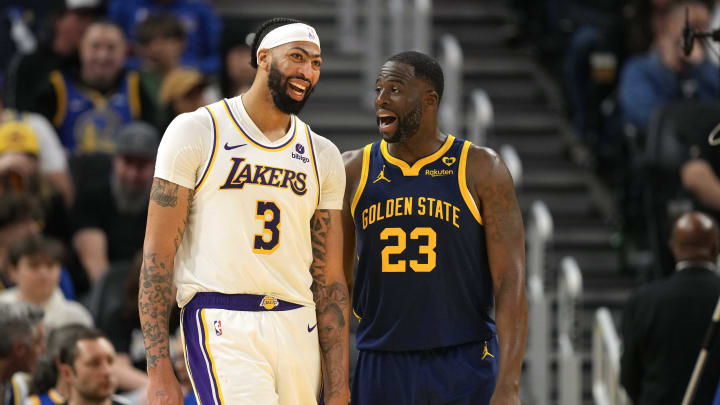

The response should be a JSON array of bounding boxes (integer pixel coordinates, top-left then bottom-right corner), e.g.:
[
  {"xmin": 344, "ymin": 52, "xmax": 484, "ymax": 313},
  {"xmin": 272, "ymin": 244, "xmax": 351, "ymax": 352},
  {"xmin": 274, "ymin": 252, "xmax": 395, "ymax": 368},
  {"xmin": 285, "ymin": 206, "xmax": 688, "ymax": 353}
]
[
  {"xmin": 30, "ymin": 324, "xmax": 92, "ymax": 395},
  {"xmin": 0, "ymin": 193, "xmax": 43, "ymax": 230},
  {"xmin": 84, "ymin": 19, "xmax": 126, "ymax": 42},
  {"xmin": 9, "ymin": 235, "xmax": 65, "ymax": 267},
  {"xmin": 249, "ymin": 17, "xmax": 304, "ymax": 68},
  {"xmin": 0, "ymin": 302, "xmax": 44, "ymax": 358},
  {"xmin": 58, "ymin": 328, "xmax": 107, "ymax": 368},
  {"xmin": 135, "ymin": 13, "xmax": 185, "ymax": 46},
  {"xmin": 387, "ymin": 51, "xmax": 444, "ymax": 101}
]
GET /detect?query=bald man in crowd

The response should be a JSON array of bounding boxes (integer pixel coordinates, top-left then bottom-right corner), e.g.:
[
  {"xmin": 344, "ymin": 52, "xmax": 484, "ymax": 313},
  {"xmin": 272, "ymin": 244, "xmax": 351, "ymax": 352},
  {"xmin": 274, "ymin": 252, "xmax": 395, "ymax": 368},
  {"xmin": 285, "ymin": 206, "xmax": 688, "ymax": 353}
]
[{"xmin": 621, "ymin": 211, "xmax": 720, "ymax": 405}]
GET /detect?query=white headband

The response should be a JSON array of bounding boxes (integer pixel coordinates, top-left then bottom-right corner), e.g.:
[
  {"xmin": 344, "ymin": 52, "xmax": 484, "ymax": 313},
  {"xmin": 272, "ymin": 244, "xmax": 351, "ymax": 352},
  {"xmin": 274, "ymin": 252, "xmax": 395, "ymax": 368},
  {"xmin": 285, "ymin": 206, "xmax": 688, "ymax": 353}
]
[{"xmin": 256, "ymin": 23, "xmax": 321, "ymax": 59}]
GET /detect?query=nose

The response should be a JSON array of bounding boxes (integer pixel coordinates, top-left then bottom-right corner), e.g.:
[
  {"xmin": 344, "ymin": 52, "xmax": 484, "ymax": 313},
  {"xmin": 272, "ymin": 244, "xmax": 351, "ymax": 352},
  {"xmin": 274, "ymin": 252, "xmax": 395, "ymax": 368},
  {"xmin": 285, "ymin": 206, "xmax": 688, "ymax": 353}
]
[
  {"xmin": 375, "ymin": 88, "xmax": 389, "ymax": 109},
  {"xmin": 296, "ymin": 62, "xmax": 314, "ymax": 83}
]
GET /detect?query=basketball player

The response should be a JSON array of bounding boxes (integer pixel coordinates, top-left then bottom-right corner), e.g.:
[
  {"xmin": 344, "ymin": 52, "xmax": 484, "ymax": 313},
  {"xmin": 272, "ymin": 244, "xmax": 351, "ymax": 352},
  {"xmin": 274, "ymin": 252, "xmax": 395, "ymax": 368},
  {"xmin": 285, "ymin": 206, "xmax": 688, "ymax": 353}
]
[
  {"xmin": 139, "ymin": 18, "xmax": 350, "ymax": 405},
  {"xmin": 342, "ymin": 51, "xmax": 528, "ymax": 405}
]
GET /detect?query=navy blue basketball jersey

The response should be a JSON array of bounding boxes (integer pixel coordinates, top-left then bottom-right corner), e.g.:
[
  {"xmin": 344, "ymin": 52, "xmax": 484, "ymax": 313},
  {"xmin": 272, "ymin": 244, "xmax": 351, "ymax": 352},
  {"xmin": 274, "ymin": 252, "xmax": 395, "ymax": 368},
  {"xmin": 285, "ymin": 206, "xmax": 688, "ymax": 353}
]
[{"xmin": 351, "ymin": 135, "xmax": 496, "ymax": 351}]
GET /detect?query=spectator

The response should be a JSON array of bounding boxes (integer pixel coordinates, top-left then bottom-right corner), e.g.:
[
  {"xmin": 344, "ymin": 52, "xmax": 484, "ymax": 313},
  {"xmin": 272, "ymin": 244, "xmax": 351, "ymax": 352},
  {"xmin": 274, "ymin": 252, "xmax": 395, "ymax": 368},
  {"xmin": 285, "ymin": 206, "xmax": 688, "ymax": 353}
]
[
  {"xmin": 160, "ymin": 68, "xmax": 210, "ymax": 119},
  {"xmin": 108, "ymin": 0, "xmax": 221, "ymax": 74},
  {"xmin": 0, "ymin": 98, "xmax": 74, "ymax": 207},
  {"xmin": 0, "ymin": 193, "xmax": 43, "ymax": 288},
  {"xmin": 220, "ymin": 43, "xmax": 255, "ymax": 98},
  {"xmin": 28, "ymin": 324, "xmax": 91, "ymax": 404},
  {"xmin": 135, "ymin": 12, "xmax": 186, "ymax": 118},
  {"xmin": 71, "ymin": 122, "xmax": 158, "ymax": 282},
  {"xmin": 621, "ymin": 211, "xmax": 720, "ymax": 404},
  {"xmin": 0, "ymin": 302, "xmax": 45, "ymax": 405},
  {"xmin": 5, "ymin": 0, "xmax": 100, "ymax": 111},
  {"xmin": 32, "ymin": 20, "xmax": 156, "ymax": 155},
  {"xmin": 0, "ymin": 235, "xmax": 92, "ymax": 330},
  {"xmin": 56, "ymin": 329, "xmax": 131, "ymax": 405},
  {"xmin": 618, "ymin": 0, "xmax": 719, "ymax": 132}
]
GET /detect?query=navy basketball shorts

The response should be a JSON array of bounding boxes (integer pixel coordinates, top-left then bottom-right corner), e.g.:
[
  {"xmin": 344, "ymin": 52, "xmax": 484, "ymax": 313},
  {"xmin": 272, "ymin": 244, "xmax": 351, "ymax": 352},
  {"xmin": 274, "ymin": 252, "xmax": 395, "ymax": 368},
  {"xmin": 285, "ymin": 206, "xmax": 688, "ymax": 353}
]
[{"xmin": 352, "ymin": 337, "xmax": 499, "ymax": 405}]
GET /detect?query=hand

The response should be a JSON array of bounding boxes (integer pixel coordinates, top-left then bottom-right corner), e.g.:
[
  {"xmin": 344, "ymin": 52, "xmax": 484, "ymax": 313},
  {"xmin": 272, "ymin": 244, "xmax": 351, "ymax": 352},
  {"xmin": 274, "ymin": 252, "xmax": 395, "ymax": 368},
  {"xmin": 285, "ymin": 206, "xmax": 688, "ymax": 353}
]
[
  {"xmin": 681, "ymin": 158, "xmax": 715, "ymax": 190},
  {"xmin": 490, "ymin": 385, "xmax": 521, "ymax": 405},
  {"xmin": 146, "ymin": 373, "xmax": 184, "ymax": 405}
]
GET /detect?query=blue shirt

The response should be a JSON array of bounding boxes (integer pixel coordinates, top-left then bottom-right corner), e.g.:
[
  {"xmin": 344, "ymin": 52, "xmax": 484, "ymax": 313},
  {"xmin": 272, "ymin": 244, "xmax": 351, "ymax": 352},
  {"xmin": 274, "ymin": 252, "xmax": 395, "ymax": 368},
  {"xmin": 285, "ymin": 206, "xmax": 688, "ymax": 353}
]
[
  {"xmin": 108, "ymin": 0, "xmax": 222, "ymax": 74},
  {"xmin": 618, "ymin": 51, "xmax": 720, "ymax": 131}
]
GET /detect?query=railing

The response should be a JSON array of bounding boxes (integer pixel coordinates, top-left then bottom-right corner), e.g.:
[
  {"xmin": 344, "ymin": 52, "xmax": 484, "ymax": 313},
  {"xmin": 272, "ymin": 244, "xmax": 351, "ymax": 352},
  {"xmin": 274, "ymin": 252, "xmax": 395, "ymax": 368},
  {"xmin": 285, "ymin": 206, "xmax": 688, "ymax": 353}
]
[
  {"xmin": 526, "ymin": 200, "xmax": 553, "ymax": 405},
  {"xmin": 499, "ymin": 144, "xmax": 522, "ymax": 187},
  {"xmin": 439, "ymin": 34, "xmax": 463, "ymax": 136},
  {"xmin": 412, "ymin": 0, "xmax": 432, "ymax": 54},
  {"xmin": 558, "ymin": 257, "xmax": 583, "ymax": 405},
  {"xmin": 467, "ymin": 89, "xmax": 493, "ymax": 146},
  {"xmin": 337, "ymin": 0, "xmax": 361, "ymax": 53},
  {"xmin": 593, "ymin": 308, "xmax": 630, "ymax": 405},
  {"xmin": 362, "ymin": 0, "xmax": 382, "ymax": 108}
]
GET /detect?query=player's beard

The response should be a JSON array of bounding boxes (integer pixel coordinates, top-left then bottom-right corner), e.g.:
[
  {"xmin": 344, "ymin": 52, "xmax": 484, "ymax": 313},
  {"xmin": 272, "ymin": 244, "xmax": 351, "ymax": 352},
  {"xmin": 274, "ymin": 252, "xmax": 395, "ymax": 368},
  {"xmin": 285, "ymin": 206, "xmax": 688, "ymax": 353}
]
[
  {"xmin": 267, "ymin": 61, "xmax": 314, "ymax": 114},
  {"xmin": 383, "ymin": 102, "xmax": 423, "ymax": 144}
]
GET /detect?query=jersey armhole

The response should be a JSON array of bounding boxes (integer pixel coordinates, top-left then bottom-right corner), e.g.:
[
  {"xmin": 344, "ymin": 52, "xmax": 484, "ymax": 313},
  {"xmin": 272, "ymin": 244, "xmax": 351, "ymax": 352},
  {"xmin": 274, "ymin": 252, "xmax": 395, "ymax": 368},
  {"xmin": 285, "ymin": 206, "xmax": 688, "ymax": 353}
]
[
  {"xmin": 49, "ymin": 71, "xmax": 67, "ymax": 127},
  {"xmin": 459, "ymin": 141, "xmax": 483, "ymax": 225},
  {"xmin": 304, "ymin": 121, "xmax": 321, "ymax": 208},
  {"xmin": 194, "ymin": 106, "xmax": 219, "ymax": 191},
  {"xmin": 350, "ymin": 144, "xmax": 373, "ymax": 218}
]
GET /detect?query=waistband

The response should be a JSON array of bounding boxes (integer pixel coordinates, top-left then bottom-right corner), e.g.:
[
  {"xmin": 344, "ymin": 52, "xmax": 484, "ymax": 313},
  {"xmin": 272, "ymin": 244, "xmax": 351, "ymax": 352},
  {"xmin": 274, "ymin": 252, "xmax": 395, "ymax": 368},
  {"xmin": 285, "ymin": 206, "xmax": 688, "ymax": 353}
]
[{"xmin": 184, "ymin": 292, "xmax": 303, "ymax": 312}]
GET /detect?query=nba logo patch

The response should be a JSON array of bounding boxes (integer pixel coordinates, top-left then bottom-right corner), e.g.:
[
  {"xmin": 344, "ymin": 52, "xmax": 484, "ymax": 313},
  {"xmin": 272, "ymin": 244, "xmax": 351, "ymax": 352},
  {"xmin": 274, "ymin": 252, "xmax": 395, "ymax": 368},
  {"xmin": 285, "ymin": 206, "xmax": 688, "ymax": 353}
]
[
  {"xmin": 308, "ymin": 27, "xmax": 316, "ymax": 40},
  {"xmin": 260, "ymin": 295, "xmax": 279, "ymax": 310},
  {"xmin": 214, "ymin": 320, "xmax": 222, "ymax": 336},
  {"xmin": 295, "ymin": 143, "xmax": 305, "ymax": 154}
]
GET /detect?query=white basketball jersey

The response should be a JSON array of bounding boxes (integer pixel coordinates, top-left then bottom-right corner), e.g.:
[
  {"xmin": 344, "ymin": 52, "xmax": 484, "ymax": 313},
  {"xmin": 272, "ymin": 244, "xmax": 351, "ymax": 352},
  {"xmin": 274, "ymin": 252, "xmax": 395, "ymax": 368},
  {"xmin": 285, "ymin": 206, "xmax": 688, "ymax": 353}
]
[{"xmin": 174, "ymin": 99, "xmax": 321, "ymax": 308}]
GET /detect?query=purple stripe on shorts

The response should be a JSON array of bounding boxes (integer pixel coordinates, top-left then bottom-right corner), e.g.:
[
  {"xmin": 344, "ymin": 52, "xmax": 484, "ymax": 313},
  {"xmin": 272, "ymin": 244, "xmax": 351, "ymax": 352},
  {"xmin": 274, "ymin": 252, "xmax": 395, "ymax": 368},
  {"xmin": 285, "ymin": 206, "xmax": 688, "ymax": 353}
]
[{"xmin": 182, "ymin": 308, "xmax": 221, "ymax": 405}]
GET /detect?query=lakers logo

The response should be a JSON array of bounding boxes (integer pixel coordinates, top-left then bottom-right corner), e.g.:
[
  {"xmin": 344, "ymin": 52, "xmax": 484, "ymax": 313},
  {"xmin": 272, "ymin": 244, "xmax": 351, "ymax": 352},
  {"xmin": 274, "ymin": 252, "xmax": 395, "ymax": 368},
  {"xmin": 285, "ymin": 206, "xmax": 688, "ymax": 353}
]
[
  {"xmin": 373, "ymin": 164, "xmax": 391, "ymax": 183},
  {"xmin": 442, "ymin": 157, "xmax": 456, "ymax": 166},
  {"xmin": 260, "ymin": 295, "xmax": 279, "ymax": 310}
]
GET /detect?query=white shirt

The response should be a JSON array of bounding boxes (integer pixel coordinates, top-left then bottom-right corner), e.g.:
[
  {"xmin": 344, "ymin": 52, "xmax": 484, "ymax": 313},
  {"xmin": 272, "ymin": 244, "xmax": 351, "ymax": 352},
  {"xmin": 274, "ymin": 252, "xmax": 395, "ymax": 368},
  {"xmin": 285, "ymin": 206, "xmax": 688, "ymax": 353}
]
[
  {"xmin": 0, "ymin": 287, "xmax": 93, "ymax": 330},
  {"xmin": 1, "ymin": 110, "xmax": 68, "ymax": 174},
  {"xmin": 155, "ymin": 96, "xmax": 345, "ymax": 307}
]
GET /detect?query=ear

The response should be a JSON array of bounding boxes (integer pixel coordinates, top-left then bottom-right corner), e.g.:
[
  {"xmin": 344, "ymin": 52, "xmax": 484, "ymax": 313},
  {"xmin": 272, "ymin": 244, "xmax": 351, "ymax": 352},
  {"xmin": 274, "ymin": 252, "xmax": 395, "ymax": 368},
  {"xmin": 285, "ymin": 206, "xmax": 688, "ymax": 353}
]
[
  {"xmin": 257, "ymin": 49, "xmax": 271, "ymax": 71},
  {"xmin": 424, "ymin": 90, "xmax": 439, "ymax": 110},
  {"xmin": 58, "ymin": 362, "xmax": 73, "ymax": 380}
]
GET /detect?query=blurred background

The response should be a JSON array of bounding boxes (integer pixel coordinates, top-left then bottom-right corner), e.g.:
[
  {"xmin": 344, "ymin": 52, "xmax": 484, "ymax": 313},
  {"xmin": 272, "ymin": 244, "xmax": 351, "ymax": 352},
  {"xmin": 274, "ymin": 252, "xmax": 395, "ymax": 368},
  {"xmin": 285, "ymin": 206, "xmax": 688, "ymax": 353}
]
[{"xmin": 1, "ymin": 0, "xmax": 719, "ymax": 404}]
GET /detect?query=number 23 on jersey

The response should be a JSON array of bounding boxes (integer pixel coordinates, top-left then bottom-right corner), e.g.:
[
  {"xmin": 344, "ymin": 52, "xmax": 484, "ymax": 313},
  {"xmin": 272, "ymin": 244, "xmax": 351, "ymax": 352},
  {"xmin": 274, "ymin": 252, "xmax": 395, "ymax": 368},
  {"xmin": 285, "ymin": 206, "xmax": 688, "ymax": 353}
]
[{"xmin": 380, "ymin": 227, "xmax": 437, "ymax": 272}]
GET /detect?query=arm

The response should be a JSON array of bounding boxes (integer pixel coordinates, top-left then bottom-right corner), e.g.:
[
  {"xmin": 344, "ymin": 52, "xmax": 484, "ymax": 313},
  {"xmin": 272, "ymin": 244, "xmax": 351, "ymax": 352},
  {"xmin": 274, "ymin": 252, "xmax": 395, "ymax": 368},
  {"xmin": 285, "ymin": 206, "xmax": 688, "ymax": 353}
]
[
  {"xmin": 310, "ymin": 209, "xmax": 351, "ymax": 404},
  {"xmin": 618, "ymin": 57, "xmax": 664, "ymax": 130},
  {"xmin": 681, "ymin": 159, "xmax": 720, "ymax": 211},
  {"xmin": 341, "ymin": 149, "xmax": 363, "ymax": 295},
  {"xmin": 72, "ymin": 229, "xmax": 110, "ymax": 282},
  {"xmin": 472, "ymin": 147, "xmax": 528, "ymax": 405},
  {"xmin": 139, "ymin": 178, "xmax": 192, "ymax": 405}
]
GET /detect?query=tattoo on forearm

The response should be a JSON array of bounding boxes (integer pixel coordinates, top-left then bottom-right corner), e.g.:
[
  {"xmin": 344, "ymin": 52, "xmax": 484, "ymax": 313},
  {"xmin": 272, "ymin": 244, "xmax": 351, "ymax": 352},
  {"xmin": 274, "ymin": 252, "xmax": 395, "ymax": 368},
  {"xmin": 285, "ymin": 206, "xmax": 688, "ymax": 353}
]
[
  {"xmin": 150, "ymin": 178, "xmax": 179, "ymax": 207},
  {"xmin": 310, "ymin": 210, "xmax": 349, "ymax": 397}
]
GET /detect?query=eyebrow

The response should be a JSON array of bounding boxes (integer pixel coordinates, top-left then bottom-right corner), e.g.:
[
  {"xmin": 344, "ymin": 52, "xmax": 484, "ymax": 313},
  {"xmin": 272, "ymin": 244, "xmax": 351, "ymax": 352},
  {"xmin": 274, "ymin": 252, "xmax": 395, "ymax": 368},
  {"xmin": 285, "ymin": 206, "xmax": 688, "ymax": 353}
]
[{"xmin": 289, "ymin": 46, "xmax": 322, "ymax": 59}]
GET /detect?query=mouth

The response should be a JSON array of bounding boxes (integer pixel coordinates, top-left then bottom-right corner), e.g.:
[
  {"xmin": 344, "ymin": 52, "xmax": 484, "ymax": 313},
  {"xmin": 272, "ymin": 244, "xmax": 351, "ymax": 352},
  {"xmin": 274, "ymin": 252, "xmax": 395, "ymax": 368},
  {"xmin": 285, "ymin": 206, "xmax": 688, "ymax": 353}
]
[
  {"xmin": 376, "ymin": 110, "xmax": 398, "ymax": 135},
  {"xmin": 287, "ymin": 79, "xmax": 310, "ymax": 101}
]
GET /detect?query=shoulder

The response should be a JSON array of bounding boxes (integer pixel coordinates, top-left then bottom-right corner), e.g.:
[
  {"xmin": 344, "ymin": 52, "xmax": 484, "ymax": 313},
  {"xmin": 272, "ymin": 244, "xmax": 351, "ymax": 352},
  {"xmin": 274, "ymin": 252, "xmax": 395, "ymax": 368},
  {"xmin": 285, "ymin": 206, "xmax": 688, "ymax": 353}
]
[
  {"xmin": 164, "ymin": 108, "xmax": 213, "ymax": 136},
  {"xmin": 465, "ymin": 143, "xmax": 505, "ymax": 181},
  {"xmin": 308, "ymin": 130, "xmax": 341, "ymax": 157},
  {"xmin": 342, "ymin": 146, "xmax": 368, "ymax": 179}
]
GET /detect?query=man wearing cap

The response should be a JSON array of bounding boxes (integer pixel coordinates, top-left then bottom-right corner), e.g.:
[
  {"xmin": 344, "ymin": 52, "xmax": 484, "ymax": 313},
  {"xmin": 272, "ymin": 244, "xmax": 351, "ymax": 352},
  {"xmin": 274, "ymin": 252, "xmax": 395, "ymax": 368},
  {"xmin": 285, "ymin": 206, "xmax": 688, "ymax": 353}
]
[
  {"xmin": 160, "ymin": 68, "xmax": 210, "ymax": 120},
  {"xmin": 139, "ymin": 18, "xmax": 350, "ymax": 405},
  {"xmin": 71, "ymin": 121, "xmax": 159, "ymax": 283}
]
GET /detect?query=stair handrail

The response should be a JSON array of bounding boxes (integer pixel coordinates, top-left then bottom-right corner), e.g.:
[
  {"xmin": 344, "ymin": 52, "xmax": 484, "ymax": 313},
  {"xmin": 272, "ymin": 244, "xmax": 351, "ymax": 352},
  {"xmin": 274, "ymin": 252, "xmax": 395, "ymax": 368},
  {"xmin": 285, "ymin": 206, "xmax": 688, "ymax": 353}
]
[
  {"xmin": 412, "ymin": 0, "xmax": 432, "ymax": 54},
  {"xmin": 525, "ymin": 200, "xmax": 553, "ymax": 405},
  {"xmin": 337, "ymin": 0, "xmax": 360, "ymax": 52},
  {"xmin": 439, "ymin": 34, "xmax": 463, "ymax": 137},
  {"xmin": 558, "ymin": 256, "xmax": 583, "ymax": 405},
  {"xmin": 467, "ymin": 89, "xmax": 494, "ymax": 146},
  {"xmin": 390, "ymin": 0, "xmax": 406, "ymax": 55},
  {"xmin": 499, "ymin": 144, "xmax": 522, "ymax": 187},
  {"xmin": 362, "ymin": 0, "xmax": 383, "ymax": 109},
  {"xmin": 593, "ymin": 307, "xmax": 631, "ymax": 405}
]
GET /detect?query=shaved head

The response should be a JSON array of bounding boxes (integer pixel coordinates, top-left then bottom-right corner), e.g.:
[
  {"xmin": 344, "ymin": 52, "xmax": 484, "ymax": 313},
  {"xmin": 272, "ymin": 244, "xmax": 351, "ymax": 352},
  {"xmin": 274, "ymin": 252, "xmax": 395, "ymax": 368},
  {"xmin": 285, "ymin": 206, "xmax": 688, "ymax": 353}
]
[{"xmin": 670, "ymin": 211, "xmax": 719, "ymax": 263}]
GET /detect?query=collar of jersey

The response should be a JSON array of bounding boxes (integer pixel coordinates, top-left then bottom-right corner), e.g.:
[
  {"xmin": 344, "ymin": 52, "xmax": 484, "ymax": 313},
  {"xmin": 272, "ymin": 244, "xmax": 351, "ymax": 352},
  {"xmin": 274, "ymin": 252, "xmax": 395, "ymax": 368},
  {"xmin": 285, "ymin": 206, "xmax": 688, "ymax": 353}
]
[
  {"xmin": 380, "ymin": 134, "xmax": 455, "ymax": 176},
  {"xmin": 222, "ymin": 98, "xmax": 297, "ymax": 151}
]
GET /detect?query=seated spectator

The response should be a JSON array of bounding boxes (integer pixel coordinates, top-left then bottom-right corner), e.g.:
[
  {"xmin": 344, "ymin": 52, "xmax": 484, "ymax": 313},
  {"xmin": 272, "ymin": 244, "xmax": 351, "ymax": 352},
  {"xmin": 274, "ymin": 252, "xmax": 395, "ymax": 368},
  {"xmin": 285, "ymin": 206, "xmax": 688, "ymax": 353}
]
[
  {"xmin": 56, "ymin": 329, "xmax": 134, "ymax": 405},
  {"xmin": 32, "ymin": 20, "xmax": 156, "ymax": 155},
  {"xmin": 5, "ymin": 0, "xmax": 100, "ymax": 111},
  {"xmin": 618, "ymin": 0, "xmax": 719, "ymax": 132},
  {"xmin": 108, "ymin": 0, "xmax": 222, "ymax": 74},
  {"xmin": 221, "ymin": 43, "xmax": 255, "ymax": 98},
  {"xmin": 28, "ymin": 324, "xmax": 91, "ymax": 404},
  {"xmin": 0, "ymin": 302, "xmax": 45, "ymax": 405},
  {"xmin": 135, "ymin": 12, "xmax": 186, "ymax": 119},
  {"xmin": 71, "ymin": 122, "xmax": 158, "ymax": 282},
  {"xmin": 621, "ymin": 211, "xmax": 720, "ymax": 404},
  {"xmin": 160, "ymin": 68, "xmax": 210, "ymax": 117},
  {"xmin": 0, "ymin": 98, "xmax": 73, "ymax": 207},
  {"xmin": 0, "ymin": 235, "xmax": 92, "ymax": 330}
]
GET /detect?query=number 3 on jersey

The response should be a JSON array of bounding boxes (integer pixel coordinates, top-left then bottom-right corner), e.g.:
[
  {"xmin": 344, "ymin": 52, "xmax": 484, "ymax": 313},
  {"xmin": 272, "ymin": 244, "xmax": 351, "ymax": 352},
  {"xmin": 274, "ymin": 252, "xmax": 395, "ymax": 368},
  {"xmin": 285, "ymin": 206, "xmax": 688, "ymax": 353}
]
[
  {"xmin": 253, "ymin": 201, "xmax": 280, "ymax": 254},
  {"xmin": 380, "ymin": 227, "xmax": 437, "ymax": 272}
]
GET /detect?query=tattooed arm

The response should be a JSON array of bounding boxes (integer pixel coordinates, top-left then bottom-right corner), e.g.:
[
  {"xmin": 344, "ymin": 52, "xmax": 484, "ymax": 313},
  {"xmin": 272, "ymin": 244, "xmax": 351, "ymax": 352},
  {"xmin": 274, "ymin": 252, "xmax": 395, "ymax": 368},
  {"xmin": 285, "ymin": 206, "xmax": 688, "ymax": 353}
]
[
  {"xmin": 139, "ymin": 177, "xmax": 193, "ymax": 405},
  {"xmin": 310, "ymin": 209, "xmax": 351, "ymax": 404},
  {"xmin": 470, "ymin": 146, "xmax": 528, "ymax": 405}
]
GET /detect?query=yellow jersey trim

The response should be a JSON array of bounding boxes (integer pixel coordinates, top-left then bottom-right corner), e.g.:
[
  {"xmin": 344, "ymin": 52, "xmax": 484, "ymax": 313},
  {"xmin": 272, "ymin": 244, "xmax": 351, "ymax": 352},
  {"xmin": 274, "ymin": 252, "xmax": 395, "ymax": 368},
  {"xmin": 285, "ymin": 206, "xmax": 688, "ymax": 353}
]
[
  {"xmin": 353, "ymin": 308, "xmax": 362, "ymax": 321},
  {"xmin": 350, "ymin": 144, "xmax": 373, "ymax": 218},
  {"xmin": 194, "ymin": 106, "xmax": 219, "ymax": 192},
  {"xmin": 128, "ymin": 71, "xmax": 141, "ymax": 119},
  {"xmin": 28, "ymin": 396, "xmax": 40, "ymax": 405},
  {"xmin": 48, "ymin": 389, "xmax": 64, "ymax": 404},
  {"xmin": 304, "ymin": 122, "xmax": 321, "ymax": 207},
  {"xmin": 11, "ymin": 376, "xmax": 20, "ymax": 405},
  {"xmin": 222, "ymin": 99, "xmax": 296, "ymax": 152},
  {"xmin": 459, "ymin": 141, "xmax": 483, "ymax": 225},
  {"xmin": 201, "ymin": 309, "xmax": 226, "ymax": 405},
  {"xmin": 380, "ymin": 135, "xmax": 455, "ymax": 176},
  {"xmin": 49, "ymin": 71, "xmax": 67, "ymax": 127}
]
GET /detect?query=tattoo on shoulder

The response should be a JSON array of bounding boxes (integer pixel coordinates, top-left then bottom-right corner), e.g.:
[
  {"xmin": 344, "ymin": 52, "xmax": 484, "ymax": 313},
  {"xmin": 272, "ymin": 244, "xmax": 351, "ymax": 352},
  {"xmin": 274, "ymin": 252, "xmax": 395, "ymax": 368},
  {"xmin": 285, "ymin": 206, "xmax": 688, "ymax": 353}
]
[
  {"xmin": 482, "ymin": 181, "xmax": 523, "ymax": 243},
  {"xmin": 150, "ymin": 178, "xmax": 179, "ymax": 207}
]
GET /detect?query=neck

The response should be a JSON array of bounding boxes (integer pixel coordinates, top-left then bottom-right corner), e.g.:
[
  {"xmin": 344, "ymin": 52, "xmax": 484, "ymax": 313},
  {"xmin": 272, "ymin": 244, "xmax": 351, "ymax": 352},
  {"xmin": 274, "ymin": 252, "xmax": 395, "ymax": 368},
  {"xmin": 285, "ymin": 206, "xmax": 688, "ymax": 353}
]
[
  {"xmin": 69, "ymin": 393, "xmax": 111, "ymax": 405},
  {"xmin": 18, "ymin": 289, "xmax": 51, "ymax": 306},
  {"xmin": 241, "ymin": 78, "xmax": 292, "ymax": 141},
  {"xmin": 387, "ymin": 124, "xmax": 445, "ymax": 165},
  {"xmin": 0, "ymin": 359, "xmax": 14, "ymax": 383}
]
